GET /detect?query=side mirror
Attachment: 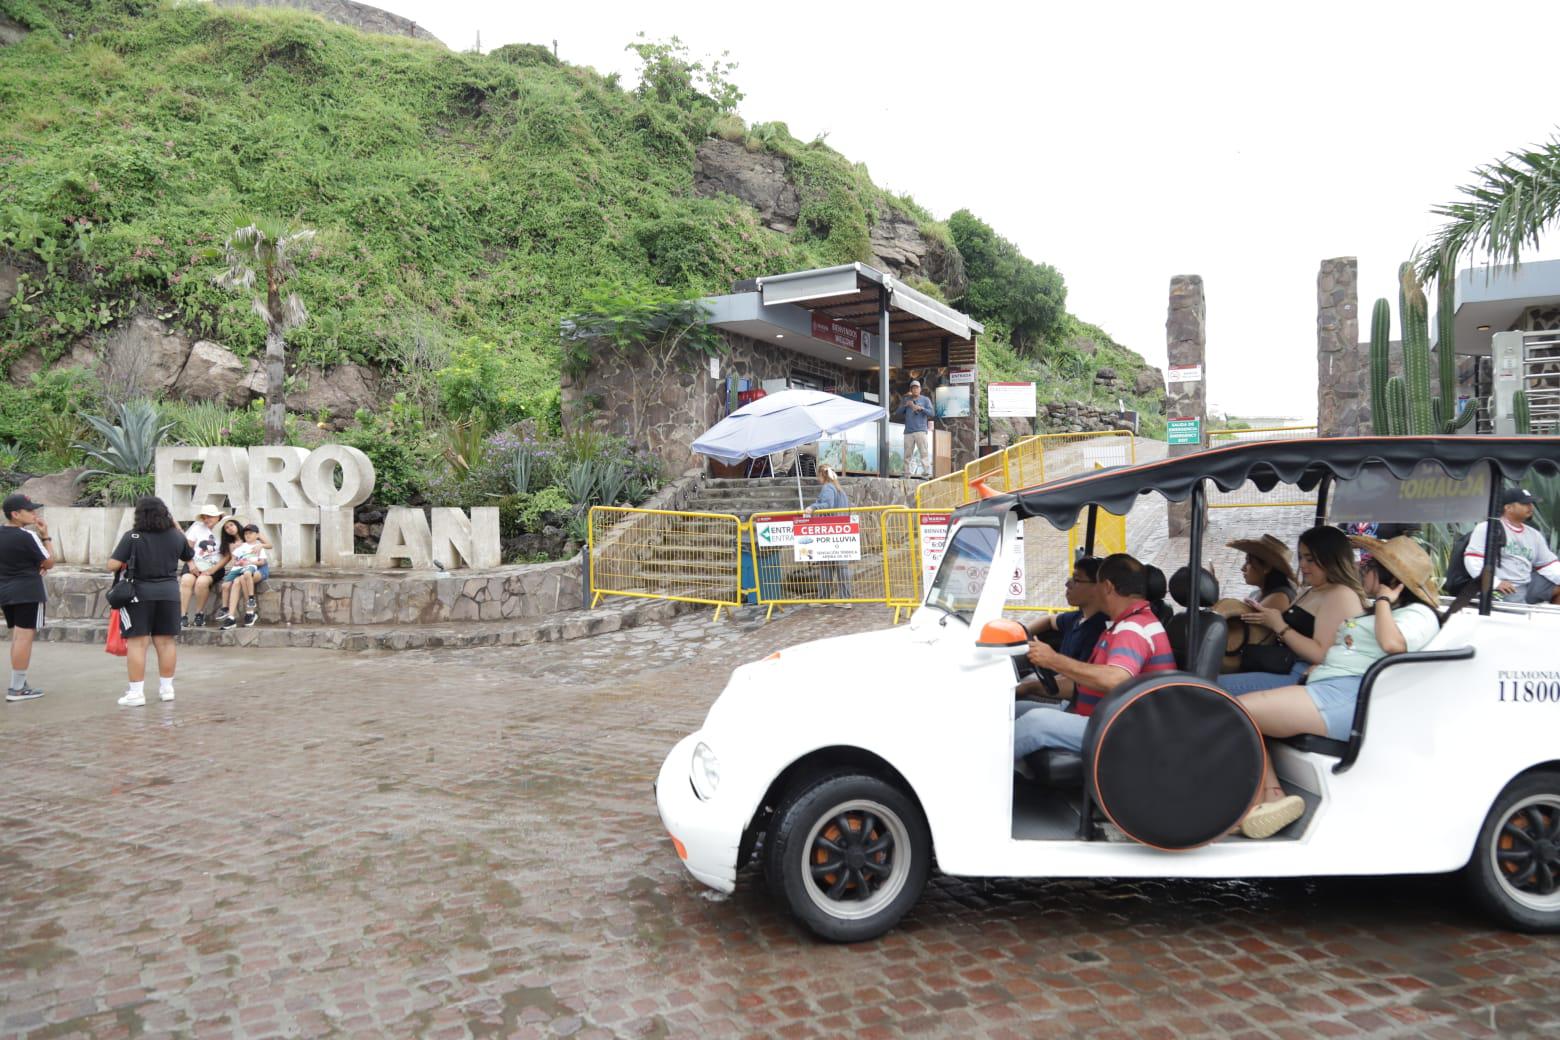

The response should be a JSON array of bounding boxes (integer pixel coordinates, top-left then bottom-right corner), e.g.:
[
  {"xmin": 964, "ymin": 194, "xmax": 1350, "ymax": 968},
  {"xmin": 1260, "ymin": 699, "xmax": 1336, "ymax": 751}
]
[{"xmin": 975, "ymin": 618, "xmax": 1030, "ymax": 659}]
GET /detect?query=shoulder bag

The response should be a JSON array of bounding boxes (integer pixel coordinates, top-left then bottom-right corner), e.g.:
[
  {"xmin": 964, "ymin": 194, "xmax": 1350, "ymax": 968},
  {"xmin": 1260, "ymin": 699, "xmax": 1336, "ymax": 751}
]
[{"xmin": 106, "ymin": 532, "xmax": 141, "ymax": 609}]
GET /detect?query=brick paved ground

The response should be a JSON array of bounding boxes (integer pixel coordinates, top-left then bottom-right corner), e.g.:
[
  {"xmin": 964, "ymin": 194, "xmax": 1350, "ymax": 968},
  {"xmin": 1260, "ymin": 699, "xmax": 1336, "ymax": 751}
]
[{"xmin": 3, "ymin": 608, "xmax": 1559, "ymax": 1039}]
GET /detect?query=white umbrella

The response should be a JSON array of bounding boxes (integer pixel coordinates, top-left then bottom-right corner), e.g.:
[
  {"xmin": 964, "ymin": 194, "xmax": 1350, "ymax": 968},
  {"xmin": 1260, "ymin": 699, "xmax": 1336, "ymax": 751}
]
[{"xmin": 692, "ymin": 389, "xmax": 887, "ymax": 509}]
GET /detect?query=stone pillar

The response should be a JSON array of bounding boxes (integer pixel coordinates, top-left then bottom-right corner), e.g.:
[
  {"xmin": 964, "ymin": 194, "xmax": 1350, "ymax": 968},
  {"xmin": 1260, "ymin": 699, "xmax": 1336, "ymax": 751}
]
[
  {"xmin": 1316, "ymin": 257, "xmax": 1365, "ymax": 436},
  {"xmin": 1165, "ymin": 275, "xmax": 1207, "ymax": 538}
]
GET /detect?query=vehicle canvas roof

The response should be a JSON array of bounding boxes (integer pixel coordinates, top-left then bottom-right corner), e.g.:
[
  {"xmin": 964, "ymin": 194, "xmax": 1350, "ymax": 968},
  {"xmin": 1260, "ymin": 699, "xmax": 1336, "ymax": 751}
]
[{"xmin": 961, "ymin": 435, "xmax": 1560, "ymax": 531}]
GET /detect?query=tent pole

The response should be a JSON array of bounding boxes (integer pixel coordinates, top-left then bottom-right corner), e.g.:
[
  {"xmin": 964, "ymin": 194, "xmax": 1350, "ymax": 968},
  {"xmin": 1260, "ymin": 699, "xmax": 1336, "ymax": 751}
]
[
  {"xmin": 878, "ymin": 285, "xmax": 891, "ymax": 477},
  {"xmin": 796, "ymin": 464, "xmax": 804, "ymax": 511}
]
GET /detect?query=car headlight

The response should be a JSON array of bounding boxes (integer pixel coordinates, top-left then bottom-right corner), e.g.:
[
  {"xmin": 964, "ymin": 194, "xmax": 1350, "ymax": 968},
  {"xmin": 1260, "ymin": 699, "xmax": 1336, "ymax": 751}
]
[{"xmin": 690, "ymin": 741, "xmax": 720, "ymax": 801}]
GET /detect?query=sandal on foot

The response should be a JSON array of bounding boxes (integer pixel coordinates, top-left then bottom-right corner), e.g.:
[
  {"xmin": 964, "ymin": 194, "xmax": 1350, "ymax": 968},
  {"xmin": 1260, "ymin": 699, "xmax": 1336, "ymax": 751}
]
[{"xmin": 1241, "ymin": 794, "xmax": 1306, "ymax": 839}]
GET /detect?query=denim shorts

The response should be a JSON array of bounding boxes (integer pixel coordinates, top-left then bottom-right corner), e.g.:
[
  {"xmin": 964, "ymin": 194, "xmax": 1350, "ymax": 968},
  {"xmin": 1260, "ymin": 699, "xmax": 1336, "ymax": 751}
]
[{"xmin": 1304, "ymin": 674, "xmax": 1363, "ymax": 741}]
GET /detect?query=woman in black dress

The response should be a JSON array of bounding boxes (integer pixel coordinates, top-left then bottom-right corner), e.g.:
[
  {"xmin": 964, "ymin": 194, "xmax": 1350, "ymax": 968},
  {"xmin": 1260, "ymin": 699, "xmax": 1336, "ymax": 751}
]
[{"xmin": 108, "ymin": 497, "xmax": 194, "ymax": 707}]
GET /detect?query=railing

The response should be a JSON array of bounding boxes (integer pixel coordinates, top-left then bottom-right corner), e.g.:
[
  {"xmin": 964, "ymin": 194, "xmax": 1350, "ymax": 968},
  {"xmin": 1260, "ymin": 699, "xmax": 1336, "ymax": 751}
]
[
  {"xmin": 1205, "ymin": 426, "xmax": 1319, "ymax": 509},
  {"xmin": 916, "ymin": 430, "xmax": 1136, "ymax": 510},
  {"xmin": 588, "ymin": 506, "xmax": 745, "ymax": 619}
]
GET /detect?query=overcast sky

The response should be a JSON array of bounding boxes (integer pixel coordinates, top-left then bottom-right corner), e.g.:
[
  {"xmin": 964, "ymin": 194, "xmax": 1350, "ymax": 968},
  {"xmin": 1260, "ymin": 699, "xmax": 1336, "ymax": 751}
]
[{"xmin": 381, "ymin": 0, "xmax": 1560, "ymax": 421}]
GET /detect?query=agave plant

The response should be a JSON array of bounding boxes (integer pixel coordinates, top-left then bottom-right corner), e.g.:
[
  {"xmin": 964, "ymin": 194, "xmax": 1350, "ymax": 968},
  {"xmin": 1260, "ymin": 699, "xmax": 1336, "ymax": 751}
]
[
  {"xmin": 561, "ymin": 460, "xmax": 598, "ymax": 506},
  {"xmin": 73, "ymin": 400, "xmax": 178, "ymax": 480},
  {"xmin": 511, "ymin": 449, "xmax": 536, "ymax": 495},
  {"xmin": 595, "ymin": 461, "xmax": 627, "ymax": 506}
]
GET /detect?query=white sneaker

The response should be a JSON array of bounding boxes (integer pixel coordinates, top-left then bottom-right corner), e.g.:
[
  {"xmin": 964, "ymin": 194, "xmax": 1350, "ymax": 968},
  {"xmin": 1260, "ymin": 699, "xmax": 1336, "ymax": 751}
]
[
  {"xmin": 118, "ymin": 690, "xmax": 145, "ymax": 707},
  {"xmin": 159, "ymin": 686, "xmax": 175, "ymax": 702}
]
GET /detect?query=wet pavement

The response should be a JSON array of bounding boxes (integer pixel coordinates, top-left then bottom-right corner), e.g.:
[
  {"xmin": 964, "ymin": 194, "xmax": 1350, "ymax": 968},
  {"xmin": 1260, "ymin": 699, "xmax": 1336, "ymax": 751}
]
[{"xmin": 2, "ymin": 607, "xmax": 1558, "ymax": 1039}]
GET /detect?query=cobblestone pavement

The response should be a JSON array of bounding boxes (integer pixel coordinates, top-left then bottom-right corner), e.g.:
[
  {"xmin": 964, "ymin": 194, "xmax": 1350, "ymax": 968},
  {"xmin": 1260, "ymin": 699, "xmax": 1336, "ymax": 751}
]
[{"xmin": 3, "ymin": 608, "xmax": 1559, "ymax": 1039}]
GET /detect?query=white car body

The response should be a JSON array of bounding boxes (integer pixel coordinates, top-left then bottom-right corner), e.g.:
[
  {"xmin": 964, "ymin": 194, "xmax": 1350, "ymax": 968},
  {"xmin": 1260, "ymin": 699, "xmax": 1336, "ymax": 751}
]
[{"xmin": 657, "ymin": 509, "xmax": 1560, "ymax": 893}]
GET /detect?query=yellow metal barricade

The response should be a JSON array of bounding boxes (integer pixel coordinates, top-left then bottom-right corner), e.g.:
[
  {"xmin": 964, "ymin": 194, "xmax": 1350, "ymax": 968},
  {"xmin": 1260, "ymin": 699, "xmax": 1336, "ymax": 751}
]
[
  {"xmin": 916, "ymin": 470, "xmax": 967, "ymax": 511},
  {"xmin": 1005, "ymin": 435, "xmax": 1047, "ymax": 491},
  {"xmin": 964, "ymin": 451, "xmax": 1012, "ymax": 496},
  {"xmin": 1206, "ymin": 426, "xmax": 1318, "ymax": 509},
  {"xmin": 750, "ymin": 506, "xmax": 905, "ymax": 616},
  {"xmin": 588, "ymin": 506, "xmax": 744, "ymax": 619},
  {"xmin": 1033, "ymin": 430, "xmax": 1135, "ymax": 489}
]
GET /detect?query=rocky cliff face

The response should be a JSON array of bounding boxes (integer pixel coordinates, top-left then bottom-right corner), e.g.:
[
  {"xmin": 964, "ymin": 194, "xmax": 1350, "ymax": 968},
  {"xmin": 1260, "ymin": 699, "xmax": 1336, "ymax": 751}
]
[
  {"xmin": 212, "ymin": 0, "xmax": 441, "ymax": 44},
  {"xmin": 693, "ymin": 140, "xmax": 967, "ymax": 298}
]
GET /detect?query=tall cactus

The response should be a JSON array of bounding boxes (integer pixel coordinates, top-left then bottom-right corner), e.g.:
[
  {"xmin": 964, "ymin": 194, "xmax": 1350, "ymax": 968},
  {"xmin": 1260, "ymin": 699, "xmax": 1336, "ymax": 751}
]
[
  {"xmin": 1370, "ymin": 299, "xmax": 1392, "ymax": 434},
  {"xmin": 1399, "ymin": 262, "xmax": 1434, "ymax": 434},
  {"xmin": 1514, "ymin": 389, "xmax": 1532, "ymax": 434},
  {"xmin": 1369, "ymin": 262, "xmax": 1478, "ymax": 435},
  {"xmin": 1385, "ymin": 376, "xmax": 1409, "ymax": 435},
  {"xmin": 1434, "ymin": 255, "xmax": 1477, "ymax": 432}
]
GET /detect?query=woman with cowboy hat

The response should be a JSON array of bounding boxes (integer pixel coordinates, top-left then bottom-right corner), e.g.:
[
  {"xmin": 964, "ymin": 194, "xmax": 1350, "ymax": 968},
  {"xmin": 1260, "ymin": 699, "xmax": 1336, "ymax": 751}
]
[
  {"xmin": 1219, "ymin": 526, "xmax": 1367, "ymax": 696},
  {"xmin": 1211, "ymin": 533, "xmax": 1299, "ymax": 674},
  {"xmin": 1233, "ymin": 535, "xmax": 1443, "ymax": 839}
]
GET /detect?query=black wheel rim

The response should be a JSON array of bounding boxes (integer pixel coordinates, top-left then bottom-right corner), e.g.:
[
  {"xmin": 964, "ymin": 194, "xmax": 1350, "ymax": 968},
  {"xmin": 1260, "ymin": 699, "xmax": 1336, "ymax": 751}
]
[
  {"xmin": 1492, "ymin": 794, "xmax": 1560, "ymax": 912},
  {"xmin": 800, "ymin": 798, "xmax": 909, "ymax": 921}
]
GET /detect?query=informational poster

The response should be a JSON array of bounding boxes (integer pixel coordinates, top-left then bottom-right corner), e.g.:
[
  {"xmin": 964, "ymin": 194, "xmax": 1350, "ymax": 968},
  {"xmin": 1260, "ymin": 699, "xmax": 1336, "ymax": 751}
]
[
  {"xmin": 918, "ymin": 513, "xmax": 951, "ymax": 587},
  {"xmin": 1006, "ymin": 526, "xmax": 1026, "ymax": 601},
  {"xmin": 793, "ymin": 515, "xmax": 862, "ymax": 562},
  {"xmin": 935, "ymin": 384, "xmax": 972, "ymax": 418},
  {"xmin": 989, "ymin": 382, "xmax": 1038, "ymax": 418},
  {"xmin": 752, "ymin": 515, "xmax": 799, "ymax": 549},
  {"xmin": 1167, "ymin": 417, "xmax": 1202, "ymax": 445},
  {"xmin": 1166, "ymin": 364, "xmax": 1203, "ymax": 385}
]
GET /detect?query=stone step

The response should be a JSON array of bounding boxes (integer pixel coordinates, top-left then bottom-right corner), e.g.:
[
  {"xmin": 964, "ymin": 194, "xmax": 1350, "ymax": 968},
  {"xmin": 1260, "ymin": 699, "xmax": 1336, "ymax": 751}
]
[{"xmin": 7, "ymin": 597, "xmax": 697, "ymax": 652}]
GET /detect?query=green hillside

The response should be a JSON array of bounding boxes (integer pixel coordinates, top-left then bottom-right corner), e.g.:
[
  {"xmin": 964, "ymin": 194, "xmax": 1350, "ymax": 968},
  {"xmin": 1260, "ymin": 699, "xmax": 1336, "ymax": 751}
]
[{"xmin": 0, "ymin": 0, "xmax": 1163, "ymax": 436}]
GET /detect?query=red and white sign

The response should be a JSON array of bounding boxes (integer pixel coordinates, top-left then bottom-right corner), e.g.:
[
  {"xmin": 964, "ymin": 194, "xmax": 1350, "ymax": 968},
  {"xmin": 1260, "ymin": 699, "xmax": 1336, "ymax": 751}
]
[
  {"xmin": 918, "ymin": 513, "xmax": 951, "ymax": 587},
  {"xmin": 810, "ymin": 314, "xmax": 861, "ymax": 352},
  {"xmin": 948, "ymin": 368, "xmax": 975, "ymax": 385},
  {"xmin": 793, "ymin": 515, "xmax": 862, "ymax": 562}
]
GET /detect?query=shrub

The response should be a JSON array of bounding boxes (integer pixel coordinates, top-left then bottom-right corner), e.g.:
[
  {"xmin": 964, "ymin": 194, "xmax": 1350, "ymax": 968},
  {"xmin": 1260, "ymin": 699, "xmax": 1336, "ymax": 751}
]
[
  {"xmin": 339, "ymin": 425, "xmax": 425, "ymax": 504},
  {"xmin": 84, "ymin": 471, "xmax": 155, "ymax": 505},
  {"xmin": 489, "ymin": 42, "xmax": 558, "ymax": 67},
  {"xmin": 520, "ymin": 486, "xmax": 572, "ymax": 532},
  {"xmin": 163, "ymin": 401, "xmax": 235, "ymax": 446},
  {"xmin": 561, "ymin": 460, "xmax": 597, "ymax": 505},
  {"xmin": 435, "ymin": 339, "xmax": 531, "ymax": 426}
]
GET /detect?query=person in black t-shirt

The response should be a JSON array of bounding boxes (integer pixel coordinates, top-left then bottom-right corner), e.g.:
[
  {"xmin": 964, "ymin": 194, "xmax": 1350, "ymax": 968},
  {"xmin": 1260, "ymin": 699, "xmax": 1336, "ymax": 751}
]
[
  {"xmin": 0, "ymin": 493, "xmax": 55, "ymax": 702},
  {"xmin": 108, "ymin": 496, "xmax": 194, "ymax": 707}
]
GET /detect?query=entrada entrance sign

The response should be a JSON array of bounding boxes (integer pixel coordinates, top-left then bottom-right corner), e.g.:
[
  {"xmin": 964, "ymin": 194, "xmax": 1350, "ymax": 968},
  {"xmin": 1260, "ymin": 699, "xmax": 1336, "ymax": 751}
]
[{"xmin": 46, "ymin": 446, "xmax": 499, "ymax": 569}]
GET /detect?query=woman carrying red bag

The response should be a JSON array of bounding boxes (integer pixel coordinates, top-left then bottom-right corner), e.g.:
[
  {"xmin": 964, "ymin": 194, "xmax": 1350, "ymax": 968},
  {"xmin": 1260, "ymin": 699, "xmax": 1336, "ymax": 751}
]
[{"xmin": 107, "ymin": 497, "xmax": 193, "ymax": 707}]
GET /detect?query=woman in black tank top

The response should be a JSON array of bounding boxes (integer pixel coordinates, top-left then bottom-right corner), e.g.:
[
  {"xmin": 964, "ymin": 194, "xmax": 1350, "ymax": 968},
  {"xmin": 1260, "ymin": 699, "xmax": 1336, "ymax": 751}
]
[{"xmin": 1221, "ymin": 527, "xmax": 1367, "ymax": 697}]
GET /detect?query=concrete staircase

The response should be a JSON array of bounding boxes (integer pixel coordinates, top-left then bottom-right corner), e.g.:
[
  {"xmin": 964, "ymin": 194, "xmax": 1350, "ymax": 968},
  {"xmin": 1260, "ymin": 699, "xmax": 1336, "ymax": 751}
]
[{"xmin": 685, "ymin": 477, "xmax": 886, "ymax": 519}]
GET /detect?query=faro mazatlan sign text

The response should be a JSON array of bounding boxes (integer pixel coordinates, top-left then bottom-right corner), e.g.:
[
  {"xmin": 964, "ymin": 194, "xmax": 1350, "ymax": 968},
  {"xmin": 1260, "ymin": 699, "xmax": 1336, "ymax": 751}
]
[{"xmin": 46, "ymin": 446, "xmax": 499, "ymax": 570}]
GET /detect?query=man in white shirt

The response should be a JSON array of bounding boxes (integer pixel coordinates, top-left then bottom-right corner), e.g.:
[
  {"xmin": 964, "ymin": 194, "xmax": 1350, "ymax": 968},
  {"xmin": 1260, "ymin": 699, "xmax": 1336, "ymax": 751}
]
[{"xmin": 1463, "ymin": 487, "xmax": 1560, "ymax": 604}]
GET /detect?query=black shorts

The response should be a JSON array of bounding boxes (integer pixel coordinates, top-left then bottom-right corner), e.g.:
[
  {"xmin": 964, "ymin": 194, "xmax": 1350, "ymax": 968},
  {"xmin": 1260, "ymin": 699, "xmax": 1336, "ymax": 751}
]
[
  {"xmin": 2, "ymin": 602, "xmax": 43, "ymax": 630},
  {"xmin": 122, "ymin": 600, "xmax": 182, "ymax": 638}
]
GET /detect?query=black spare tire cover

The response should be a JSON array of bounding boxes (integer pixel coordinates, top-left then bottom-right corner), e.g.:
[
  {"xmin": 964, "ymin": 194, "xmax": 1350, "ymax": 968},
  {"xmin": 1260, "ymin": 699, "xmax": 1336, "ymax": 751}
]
[{"xmin": 1083, "ymin": 672, "xmax": 1264, "ymax": 850}]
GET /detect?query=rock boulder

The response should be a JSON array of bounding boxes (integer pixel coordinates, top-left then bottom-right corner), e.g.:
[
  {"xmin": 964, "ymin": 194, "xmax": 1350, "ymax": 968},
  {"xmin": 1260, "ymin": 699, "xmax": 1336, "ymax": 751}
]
[
  {"xmin": 1134, "ymin": 367, "xmax": 1164, "ymax": 395},
  {"xmin": 104, "ymin": 314, "xmax": 192, "ymax": 396},
  {"xmin": 290, "ymin": 363, "xmax": 380, "ymax": 418},
  {"xmin": 7, "ymin": 339, "xmax": 100, "ymax": 386},
  {"xmin": 173, "ymin": 340, "xmax": 263, "ymax": 406},
  {"xmin": 17, "ymin": 468, "xmax": 89, "ymax": 507}
]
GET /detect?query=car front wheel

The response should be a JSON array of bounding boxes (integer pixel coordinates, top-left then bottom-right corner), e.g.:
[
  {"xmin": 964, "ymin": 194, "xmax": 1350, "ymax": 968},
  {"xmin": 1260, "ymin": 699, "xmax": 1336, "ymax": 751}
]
[
  {"xmin": 765, "ymin": 772, "xmax": 930, "ymax": 942},
  {"xmin": 1466, "ymin": 771, "xmax": 1560, "ymax": 933}
]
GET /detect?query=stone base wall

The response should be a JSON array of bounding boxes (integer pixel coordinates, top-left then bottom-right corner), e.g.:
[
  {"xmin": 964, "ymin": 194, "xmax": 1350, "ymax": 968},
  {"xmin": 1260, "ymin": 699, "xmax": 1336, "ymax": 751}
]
[{"xmin": 45, "ymin": 558, "xmax": 583, "ymax": 625}]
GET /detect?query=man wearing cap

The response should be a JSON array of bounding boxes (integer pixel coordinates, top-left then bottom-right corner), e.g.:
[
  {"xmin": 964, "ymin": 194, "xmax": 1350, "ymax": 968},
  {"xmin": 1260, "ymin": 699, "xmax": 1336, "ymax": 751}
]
[
  {"xmin": 0, "ymin": 493, "xmax": 56, "ymax": 702},
  {"xmin": 1462, "ymin": 487, "xmax": 1560, "ymax": 605},
  {"xmin": 179, "ymin": 503, "xmax": 224, "ymax": 625},
  {"xmin": 893, "ymin": 380, "xmax": 935, "ymax": 479}
]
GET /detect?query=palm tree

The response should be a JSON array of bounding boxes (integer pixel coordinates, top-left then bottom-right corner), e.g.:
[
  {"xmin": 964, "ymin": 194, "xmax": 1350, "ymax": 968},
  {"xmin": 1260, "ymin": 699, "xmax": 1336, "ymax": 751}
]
[
  {"xmin": 1418, "ymin": 131, "xmax": 1560, "ymax": 281},
  {"xmin": 214, "ymin": 221, "xmax": 316, "ymax": 444}
]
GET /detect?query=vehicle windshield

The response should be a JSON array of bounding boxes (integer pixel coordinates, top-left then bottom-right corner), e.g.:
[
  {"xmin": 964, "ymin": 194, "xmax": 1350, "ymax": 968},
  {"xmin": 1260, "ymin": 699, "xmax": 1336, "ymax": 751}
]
[{"xmin": 926, "ymin": 520, "xmax": 1001, "ymax": 619}]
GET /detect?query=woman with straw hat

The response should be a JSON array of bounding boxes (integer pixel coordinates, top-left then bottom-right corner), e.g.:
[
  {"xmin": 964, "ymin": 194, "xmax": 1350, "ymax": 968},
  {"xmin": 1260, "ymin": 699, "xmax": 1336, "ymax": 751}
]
[
  {"xmin": 1214, "ymin": 533, "xmax": 1299, "ymax": 673},
  {"xmin": 1234, "ymin": 535, "xmax": 1443, "ymax": 839}
]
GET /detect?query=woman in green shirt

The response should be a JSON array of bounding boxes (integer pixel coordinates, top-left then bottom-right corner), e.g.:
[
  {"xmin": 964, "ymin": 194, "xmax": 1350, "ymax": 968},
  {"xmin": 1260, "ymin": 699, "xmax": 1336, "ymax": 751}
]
[{"xmin": 1237, "ymin": 535, "xmax": 1442, "ymax": 838}]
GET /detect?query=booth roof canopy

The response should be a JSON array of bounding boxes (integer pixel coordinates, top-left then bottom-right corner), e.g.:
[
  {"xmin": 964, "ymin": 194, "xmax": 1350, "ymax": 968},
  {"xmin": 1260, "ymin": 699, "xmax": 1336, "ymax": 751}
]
[
  {"xmin": 962, "ymin": 436, "xmax": 1560, "ymax": 530},
  {"xmin": 756, "ymin": 263, "xmax": 983, "ymax": 367}
]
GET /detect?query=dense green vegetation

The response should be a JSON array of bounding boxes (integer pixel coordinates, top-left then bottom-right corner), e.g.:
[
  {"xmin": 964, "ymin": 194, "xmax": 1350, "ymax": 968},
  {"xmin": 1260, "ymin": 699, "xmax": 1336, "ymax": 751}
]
[{"xmin": 0, "ymin": 0, "xmax": 1165, "ymax": 507}]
